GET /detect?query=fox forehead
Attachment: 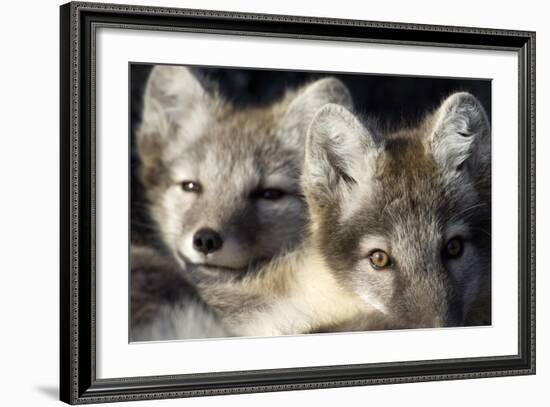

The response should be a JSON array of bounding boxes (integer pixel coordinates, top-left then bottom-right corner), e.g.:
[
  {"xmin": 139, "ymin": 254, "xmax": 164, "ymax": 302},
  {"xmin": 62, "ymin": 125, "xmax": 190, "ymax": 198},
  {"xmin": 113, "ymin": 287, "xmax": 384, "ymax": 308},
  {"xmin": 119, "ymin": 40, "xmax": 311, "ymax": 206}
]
[
  {"xmin": 377, "ymin": 135, "xmax": 439, "ymax": 188},
  {"xmin": 165, "ymin": 124, "xmax": 302, "ymax": 189},
  {"xmin": 327, "ymin": 132, "xmax": 481, "ymax": 258},
  {"xmin": 166, "ymin": 142, "xmax": 300, "ymax": 186},
  {"xmin": 176, "ymin": 102, "xmax": 281, "ymax": 143}
]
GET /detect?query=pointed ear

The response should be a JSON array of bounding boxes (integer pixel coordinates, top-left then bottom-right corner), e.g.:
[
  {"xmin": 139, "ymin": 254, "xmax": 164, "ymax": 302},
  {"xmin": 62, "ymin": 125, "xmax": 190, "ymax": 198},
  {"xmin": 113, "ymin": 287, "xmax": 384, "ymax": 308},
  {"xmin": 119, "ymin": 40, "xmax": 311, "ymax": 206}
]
[
  {"xmin": 281, "ymin": 78, "xmax": 353, "ymax": 147},
  {"xmin": 430, "ymin": 92, "xmax": 490, "ymax": 173},
  {"xmin": 137, "ymin": 66, "xmax": 210, "ymax": 172},
  {"xmin": 303, "ymin": 104, "xmax": 376, "ymax": 208},
  {"xmin": 141, "ymin": 65, "xmax": 208, "ymax": 130}
]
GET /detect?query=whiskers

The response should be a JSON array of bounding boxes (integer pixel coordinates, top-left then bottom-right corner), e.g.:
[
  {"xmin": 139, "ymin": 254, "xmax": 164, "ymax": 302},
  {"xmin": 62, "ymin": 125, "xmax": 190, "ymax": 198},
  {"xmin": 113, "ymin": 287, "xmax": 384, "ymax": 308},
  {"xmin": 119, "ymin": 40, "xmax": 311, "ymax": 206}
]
[
  {"xmin": 448, "ymin": 202, "xmax": 488, "ymax": 224},
  {"xmin": 470, "ymin": 226, "xmax": 492, "ymax": 238}
]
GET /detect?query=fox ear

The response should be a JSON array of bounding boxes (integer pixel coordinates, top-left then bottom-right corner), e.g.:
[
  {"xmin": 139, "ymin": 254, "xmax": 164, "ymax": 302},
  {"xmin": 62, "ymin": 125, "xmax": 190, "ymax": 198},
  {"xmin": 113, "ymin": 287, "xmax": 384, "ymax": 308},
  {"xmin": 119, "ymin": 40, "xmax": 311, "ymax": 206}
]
[
  {"xmin": 282, "ymin": 78, "xmax": 353, "ymax": 146},
  {"xmin": 141, "ymin": 65, "xmax": 208, "ymax": 130},
  {"xmin": 430, "ymin": 92, "xmax": 490, "ymax": 173},
  {"xmin": 137, "ymin": 66, "xmax": 209, "ymax": 169},
  {"xmin": 303, "ymin": 104, "xmax": 376, "ymax": 208}
]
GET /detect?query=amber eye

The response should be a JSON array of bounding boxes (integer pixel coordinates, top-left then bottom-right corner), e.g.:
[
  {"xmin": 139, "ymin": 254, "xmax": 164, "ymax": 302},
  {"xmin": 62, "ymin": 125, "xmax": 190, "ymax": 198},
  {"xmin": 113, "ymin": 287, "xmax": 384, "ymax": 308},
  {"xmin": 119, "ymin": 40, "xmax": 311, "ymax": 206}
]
[
  {"xmin": 369, "ymin": 250, "xmax": 391, "ymax": 269},
  {"xmin": 444, "ymin": 237, "xmax": 464, "ymax": 258},
  {"xmin": 251, "ymin": 188, "xmax": 286, "ymax": 200},
  {"xmin": 181, "ymin": 181, "xmax": 201, "ymax": 193}
]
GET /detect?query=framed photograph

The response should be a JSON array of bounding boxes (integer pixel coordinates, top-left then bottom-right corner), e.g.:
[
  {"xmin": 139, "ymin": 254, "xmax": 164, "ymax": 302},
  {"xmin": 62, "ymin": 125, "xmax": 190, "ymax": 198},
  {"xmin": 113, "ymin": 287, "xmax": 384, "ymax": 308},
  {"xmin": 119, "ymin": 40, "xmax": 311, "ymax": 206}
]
[{"xmin": 60, "ymin": 1, "xmax": 535, "ymax": 404}]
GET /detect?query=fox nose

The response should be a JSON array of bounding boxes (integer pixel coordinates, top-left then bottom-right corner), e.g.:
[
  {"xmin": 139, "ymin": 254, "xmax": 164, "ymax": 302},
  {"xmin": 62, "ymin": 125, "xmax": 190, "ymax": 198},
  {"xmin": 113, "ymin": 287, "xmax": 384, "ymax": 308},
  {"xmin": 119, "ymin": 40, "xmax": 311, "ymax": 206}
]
[{"xmin": 193, "ymin": 228, "xmax": 223, "ymax": 254}]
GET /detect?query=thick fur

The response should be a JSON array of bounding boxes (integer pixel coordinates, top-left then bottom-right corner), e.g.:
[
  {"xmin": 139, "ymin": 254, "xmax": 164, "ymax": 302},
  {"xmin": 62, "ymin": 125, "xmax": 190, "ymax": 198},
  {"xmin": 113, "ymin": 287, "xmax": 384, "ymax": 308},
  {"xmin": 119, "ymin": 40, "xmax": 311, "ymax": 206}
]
[
  {"xmin": 192, "ymin": 244, "xmax": 393, "ymax": 336},
  {"xmin": 192, "ymin": 92, "xmax": 491, "ymax": 335},
  {"xmin": 130, "ymin": 244, "xmax": 227, "ymax": 341}
]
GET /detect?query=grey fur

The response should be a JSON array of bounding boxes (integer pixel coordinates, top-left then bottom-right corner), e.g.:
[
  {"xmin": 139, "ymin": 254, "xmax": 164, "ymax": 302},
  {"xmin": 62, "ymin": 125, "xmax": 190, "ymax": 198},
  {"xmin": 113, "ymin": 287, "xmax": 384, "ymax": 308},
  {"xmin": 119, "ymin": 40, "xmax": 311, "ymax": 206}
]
[{"xmin": 130, "ymin": 244, "xmax": 227, "ymax": 341}]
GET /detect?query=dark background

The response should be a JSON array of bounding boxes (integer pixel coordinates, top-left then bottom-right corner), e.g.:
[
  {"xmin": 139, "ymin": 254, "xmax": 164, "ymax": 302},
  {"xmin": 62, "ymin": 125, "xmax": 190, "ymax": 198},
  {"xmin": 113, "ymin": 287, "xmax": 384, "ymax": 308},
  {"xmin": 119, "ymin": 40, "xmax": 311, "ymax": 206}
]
[{"xmin": 130, "ymin": 64, "xmax": 491, "ymax": 245}]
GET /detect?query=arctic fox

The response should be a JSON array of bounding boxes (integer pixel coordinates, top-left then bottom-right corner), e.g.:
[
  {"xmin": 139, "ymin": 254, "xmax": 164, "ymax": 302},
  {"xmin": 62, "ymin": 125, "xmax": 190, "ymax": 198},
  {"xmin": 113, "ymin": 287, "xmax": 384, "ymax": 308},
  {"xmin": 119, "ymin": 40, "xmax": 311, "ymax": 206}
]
[
  {"xmin": 131, "ymin": 66, "xmax": 352, "ymax": 339},
  {"xmin": 137, "ymin": 66, "xmax": 352, "ymax": 279},
  {"xmin": 190, "ymin": 92, "xmax": 491, "ymax": 336}
]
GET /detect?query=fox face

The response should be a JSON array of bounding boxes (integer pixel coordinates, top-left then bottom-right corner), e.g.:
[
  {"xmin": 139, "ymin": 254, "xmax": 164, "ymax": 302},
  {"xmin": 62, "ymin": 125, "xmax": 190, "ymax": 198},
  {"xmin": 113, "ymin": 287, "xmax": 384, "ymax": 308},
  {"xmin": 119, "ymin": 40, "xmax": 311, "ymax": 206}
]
[
  {"xmin": 137, "ymin": 66, "xmax": 352, "ymax": 276},
  {"xmin": 304, "ymin": 93, "xmax": 491, "ymax": 328}
]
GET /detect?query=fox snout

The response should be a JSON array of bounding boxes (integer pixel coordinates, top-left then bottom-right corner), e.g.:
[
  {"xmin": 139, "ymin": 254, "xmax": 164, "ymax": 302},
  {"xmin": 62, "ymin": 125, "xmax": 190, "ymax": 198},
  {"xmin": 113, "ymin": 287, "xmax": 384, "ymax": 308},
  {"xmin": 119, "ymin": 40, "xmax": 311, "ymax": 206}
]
[
  {"xmin": 399, "ymin": 287, "xmax": 465, "ymax": 329},
  {"xmin": 193, "ymin": 228, "xmax": 223, "ymax": 254},
  {"xmin": 180, "ymin": 225, "xmax": 254, "ymax": 271}
]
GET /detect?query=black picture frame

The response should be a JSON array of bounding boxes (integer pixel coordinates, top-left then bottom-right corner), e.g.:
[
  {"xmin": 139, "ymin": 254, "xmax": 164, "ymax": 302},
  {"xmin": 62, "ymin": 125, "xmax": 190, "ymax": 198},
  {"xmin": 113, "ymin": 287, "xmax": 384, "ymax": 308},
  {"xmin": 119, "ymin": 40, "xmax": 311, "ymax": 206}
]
[{"xmin": 60, "ymin": 2, "xmax": 536, "ymax": 404}]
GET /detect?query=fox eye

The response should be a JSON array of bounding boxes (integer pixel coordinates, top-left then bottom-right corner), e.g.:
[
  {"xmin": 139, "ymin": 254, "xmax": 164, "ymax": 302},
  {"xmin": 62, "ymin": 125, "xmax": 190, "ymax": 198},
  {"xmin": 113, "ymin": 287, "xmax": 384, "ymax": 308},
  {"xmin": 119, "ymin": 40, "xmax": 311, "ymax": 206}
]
[
  {"xmin": 369, "ymin": 250, "xmax": 391, "ymax": 269},
  {"xmin": 444, "ymin": 237, "xmax": 463, "ymax": 258},
  {"xmin": 251, "ymin": 188, "xmax": 286, "ymax": 200},
  {"xmin": 181, "ymin": 181, "xmax": 201, "ymax": 193}
]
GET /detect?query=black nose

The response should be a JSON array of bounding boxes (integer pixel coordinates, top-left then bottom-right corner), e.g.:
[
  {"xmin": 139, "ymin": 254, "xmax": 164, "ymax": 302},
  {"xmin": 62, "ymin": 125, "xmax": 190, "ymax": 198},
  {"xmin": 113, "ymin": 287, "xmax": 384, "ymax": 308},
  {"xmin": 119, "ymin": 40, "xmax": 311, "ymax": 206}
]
[{"xmin": 193, "ymin": 228, "xmax": 223, "ymax": 254}]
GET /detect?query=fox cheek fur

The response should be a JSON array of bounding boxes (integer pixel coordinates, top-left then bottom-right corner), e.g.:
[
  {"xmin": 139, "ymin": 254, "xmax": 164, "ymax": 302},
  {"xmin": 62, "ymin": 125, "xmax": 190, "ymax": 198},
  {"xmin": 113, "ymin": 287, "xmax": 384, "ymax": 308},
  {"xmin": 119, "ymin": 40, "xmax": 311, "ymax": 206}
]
[{"xmin": 136, "ymin": 66, "xmax": 353, "ymax": 273}]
